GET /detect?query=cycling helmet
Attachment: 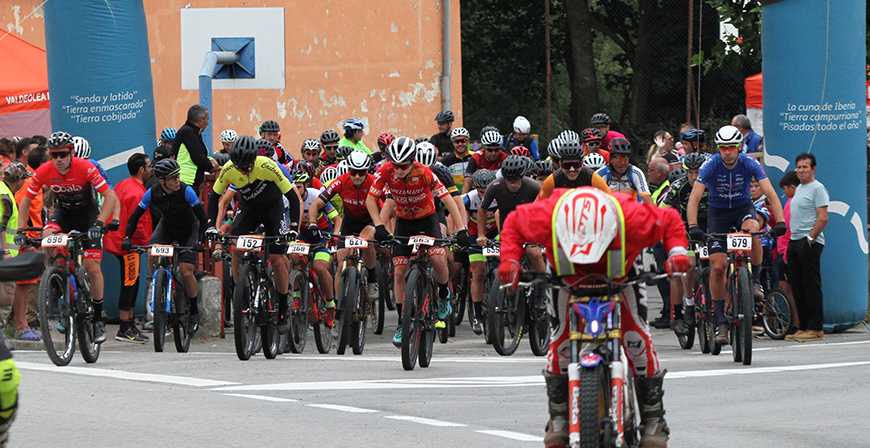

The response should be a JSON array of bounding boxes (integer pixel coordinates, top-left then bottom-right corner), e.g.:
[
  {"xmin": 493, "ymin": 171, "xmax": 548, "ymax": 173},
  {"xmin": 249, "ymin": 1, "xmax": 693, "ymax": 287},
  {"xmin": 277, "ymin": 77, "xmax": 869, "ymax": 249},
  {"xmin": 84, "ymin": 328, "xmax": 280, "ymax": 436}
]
[
  {"xmin": 714, "ymin": 125, "xmax": 743, "ymax": 146},
  {"xmin": 255, "ymin": 139, "xmax": 275, "ymax": 158},
  {"xmin": 435, "ymin": 110, "xmax": 455, "ymax": 123},
  {"xmin": 342, "ymin": 118, "xmax": 365, "ymax": 131},
  {"xmin": 557, "ymin": 129, "xmax": 580, "ymax": 144},
  {"xmin": 220, "ymin": 129, "xmax": 238, "ymax": 143},
  {"xmin": 415, "ymin": 142, "xmax": 439, "ymax": 168},
  {"xmin": 346, "ymin": 150, "xmax": 373, "ymax": 171},
  {"xmin": 153, "ymin": 158, "xmax": 181, "ymax": 179},
  {"xmin": 377, "ymin": 132, "xmax": 396, "ymax": 151},
  {"xmin": 471, "ymin": 169, "xmax": 496, "ymax": 189},
  {"xmin": 609, "ymin": 138, "xmax": 632, "ymax": 155},
  {"xmin": 336, "ymin": 160, "xmax": 349, "ymax": 177},
  {"xmin": 291, "ymin": 168, "xmax": 311, "ymax": 184},
  {"xmin": 580, "ymin": 128, "xmax": 603, "ymax": 142},
  {"xmin": 513, "ymin": 116, "xmax": 531, "ymax": 134},
  {"xmin": 547, "ymin": 139, "xmax": 561, "ymax": 159},
  {"xmin": 415, "ymin": 136, "xmax": 430, "ymax": 144},
  {"xmin": 680, "ymin": 128, "xmax": 706, "ymax": 143},
  {"xmin": 583, "ymin": 153, "xmax": 606, "ymax": 170},
  {"xmin": 590, "ymin": 113, "xmax": 611, "ymax": 125},
  {"xmin": 450, "ymin": 127, "xmax": 470, "ymax": 140},
  {"xmin": 480, "ymin": 126, "xmax": 499, "ymax": 138},
  {"xmin": 755, "ymin": 205, "xmax": 770, "ymax": 224},
  {"xmin": 500, "ymin": 155, "xmax": 528, "ymax": 178},
  {"xmin": 480, "ymin": 129, "xmax": 502, "ymax": 146},
  {"xmin": 521, "ymin": 157, "xmax": 536, "ymax": 176},
  {"xmin": 532, "ymin": 160, "xmax": 552, "ymax": 177},
  {"xmin": 160, "ymin": 127, "xmax": 177, "ymax": 142},
  {"xmin": 387, "ymin": 136, "xmax": 417, "ymax": 164},
  {"xmin": 47, "ymin": 131, "xmax": 74, "ymax": 150},
  {"xmin": 72, "ymin": 136, "xmax": 91, "ymax": 159},
  {"xmin": 295, "ymin": 160, "xmax": 317, "ymax": 178},
  {"xmin": 558, "ymin": 141, "xmax": 584, "ymax": 160},
  {"xmin": 682, "ymin": 152, "xmax": 708, "ymax": 170},
  {"xmin": 260, "ymin": 120, "xmax": 280, "ymax": 133},
  {"xmin": 320, "ymin": 166, "xmax": 339, "ymax": 184},
  {"xmin": 668, "ymin": 167, "xmax": 686, "ymax": 184},
  {"xmin": 509, "ymin": 146, "xmax": 531, "ymax": 158},
  {"xmin": 301, "ymin": 138, "xmax": 321, "ymax": 152},
  {"xmin": 229, "ymin": 136, "xmax": 258, "ymax": 168},
  {"xmin": 320, "ymin": 130, "xmax": 340, "ymax": 144},
  {"xmin": 336, "ymin": 145, "xmax": 355, "ymax": 161},
  {"xmin": 212, "ymin": 152, "xmax": 231, "ymax": 166},
  {"xmin": 555, "ymin": 188, "xmax": 619, "ymax": 264}
]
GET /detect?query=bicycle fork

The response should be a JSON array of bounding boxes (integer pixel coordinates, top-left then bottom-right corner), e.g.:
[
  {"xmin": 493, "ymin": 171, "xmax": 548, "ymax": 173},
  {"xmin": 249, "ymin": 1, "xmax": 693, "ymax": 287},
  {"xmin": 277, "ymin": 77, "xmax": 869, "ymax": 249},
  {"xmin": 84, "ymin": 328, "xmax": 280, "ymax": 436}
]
[{"xmin": 150, "ymin": 269, "xmax": 173, "ymax": 314}]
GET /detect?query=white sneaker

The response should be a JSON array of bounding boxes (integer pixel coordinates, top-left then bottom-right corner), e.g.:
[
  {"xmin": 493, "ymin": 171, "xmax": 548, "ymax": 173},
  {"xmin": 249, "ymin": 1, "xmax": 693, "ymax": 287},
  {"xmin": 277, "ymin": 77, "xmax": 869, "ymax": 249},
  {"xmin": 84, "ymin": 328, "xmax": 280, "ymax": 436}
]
[{"xmin": 366, "ymin": 283, "xmax": 379, "ymax": 300}]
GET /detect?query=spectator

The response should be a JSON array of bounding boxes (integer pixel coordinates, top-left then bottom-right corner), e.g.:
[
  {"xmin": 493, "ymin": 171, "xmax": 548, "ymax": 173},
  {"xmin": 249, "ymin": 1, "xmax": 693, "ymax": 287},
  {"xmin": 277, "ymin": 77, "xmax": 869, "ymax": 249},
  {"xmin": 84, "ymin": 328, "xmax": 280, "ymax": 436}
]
[
  {"xmin": 31, "ymin": 135, "xmax": 47, "ymax": 146},
  {"xmin": 104, "ymin": 153, "xmax": 153, "ymax": 343},
  {"xmin": 778, "ymin": 170, "xmax": 800, "ymax": 336},
  {"xmin": 787, "ymin": 153, "xmax": 828, "ymax": 342},
  {"xmin": 0, "ymin": 139, "xmax": 13, "ymax": 168},
  {"xmin": 590, "ymin": 113, "xmax": 626, "ymax": 151},
  {"xmin": 13, "ymin": 139, "xmax": 36, "ymax": 167},
  {"xmin": 503, "ymin": 116, "xmax": 540, "ymax": 160},
  {"xmin": 647, "ymin": 157, "xmax": 671, "ymax": 205},
  {"xmin": 732, "ymin": 114, "xmax": 764, "ymax": 154},
  {"xmin": 750, "ymin": 178, "xmax": 767, "ymax": 207},
  {"xmin": 338, "ymin": 119, "xmax": 372, "ymax": 155},
  {"xmin": 13, "ymin": 148, "xmax": 47, "ymax": 331},
  {"xmin": 430, "ymin": 110, "xmax": 455, "ymax": 157},
  {"xmin": 678, "ymin": 129, "xmax": 707, "ymax": 156},
  {"xmin": 646, "ymin": 131, "xmax": 678, "ymax": 165},
  {"xmin": 0, "ymin": 163, "xmax": 35, "ymax": 340},
  {"xmin": 172, "ymin": 104, "xmax": 218, "ymax": 194}
]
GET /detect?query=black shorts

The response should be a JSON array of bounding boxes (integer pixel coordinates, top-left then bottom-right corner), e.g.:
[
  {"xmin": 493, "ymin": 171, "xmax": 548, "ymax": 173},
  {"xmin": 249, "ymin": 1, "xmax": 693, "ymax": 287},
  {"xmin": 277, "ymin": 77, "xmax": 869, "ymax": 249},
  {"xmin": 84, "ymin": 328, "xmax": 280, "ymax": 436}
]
[
  {"xmin": 392, "ymin": 213, "xmax": 443, "ymax": 258},
  {"xmin": 338, "ymin": 216, "xmax": 374, "ymax": 249},
  {"xmin": 707, "ymin": 203, "xmax": 757, "ymax": 254},
  {"xmin": 232, "ymin": 203, "xmax": 288, "ymax": 255},
  {"xmin": 149, "ymin": 219, "xmax": 199, "ymax": 264},
  {"xmin": 47, "ymin": 206, "xmax": 101, "ymax": 252}
]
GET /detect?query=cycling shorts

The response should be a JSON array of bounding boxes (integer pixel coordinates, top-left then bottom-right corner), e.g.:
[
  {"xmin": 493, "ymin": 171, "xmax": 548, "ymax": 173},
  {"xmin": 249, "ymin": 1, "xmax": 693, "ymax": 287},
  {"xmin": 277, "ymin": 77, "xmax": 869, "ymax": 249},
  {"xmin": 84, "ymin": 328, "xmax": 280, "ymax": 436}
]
[
  {"xmin": 468, "ymin": 230, "xmax": 500, "ymax": 263},
  {"xmin": 393, "ymin": 213, "xmax": 443, "ymax": 259},
  {"xmin": 45, "ymin": 206, "xmax": 102, "ymax": 257},
  {"xmin": 232, "ymin": 203, "xmax": 288, "ymax": 255},
  {"xmin": 298, "ymin": 228, "xmax": 331, "ymax": 262},
  {"xmin": 706, "ymin": 203, "xmax": 757, "ymax": 255},
  {"xmin": 149, "ymin": 220, "xmax": 198, "ymax": 265}
]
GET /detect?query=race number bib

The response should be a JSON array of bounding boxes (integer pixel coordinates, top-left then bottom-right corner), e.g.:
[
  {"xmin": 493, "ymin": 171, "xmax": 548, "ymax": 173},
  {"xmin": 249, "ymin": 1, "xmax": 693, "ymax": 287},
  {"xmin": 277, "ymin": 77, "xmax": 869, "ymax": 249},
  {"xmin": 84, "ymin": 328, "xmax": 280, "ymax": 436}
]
[
  {"xmin": 345, "ymin": 237, "xmax": 368, "ymax": 249},
  {"xmin": 727, "ymin": 233, "xmax": 751, "ymax": 252},
  {"xmin": 236, "ymin": 235, "xmax": 264, "ymax": 252},
  {"xmin": 41, "ymin": 234, "xmax": 68, "ymax": 248},
  {"xmin": 408, "ymin": 235, "xmax": 435, "ymax": 246},
  {"xmin": 150, "ymin": 245, "xmax": 174, "ymax": 257},
  {"xmin": 695, "ymin": 244, "xmax": 709, "ymax": 259},
  {"xmin": 288, "ymin": 242, "xmax": 310, "ymax": 255},
  {"xmin": 482, "ymin": 245, "xmax": 500, "ymax": 257}
]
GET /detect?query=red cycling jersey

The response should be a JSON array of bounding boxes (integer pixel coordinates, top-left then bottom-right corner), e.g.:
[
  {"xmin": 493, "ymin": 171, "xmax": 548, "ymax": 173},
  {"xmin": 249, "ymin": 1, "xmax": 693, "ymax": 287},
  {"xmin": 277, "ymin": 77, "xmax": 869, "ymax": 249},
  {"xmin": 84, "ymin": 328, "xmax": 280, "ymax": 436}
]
[
  {"xmin": 369, "ymin": 162, "xmax": 449, "ymax": 220},
  {"xmin": 320, "ymin": 172, "xmax": 374, "ymax": 222},
  {"xmin": 26, "ymin": 157, "xmax": 110, "ymax": 209},
  {"xmin": 470, "ymin": 150, "xmax": 507, "ymax": 172}
]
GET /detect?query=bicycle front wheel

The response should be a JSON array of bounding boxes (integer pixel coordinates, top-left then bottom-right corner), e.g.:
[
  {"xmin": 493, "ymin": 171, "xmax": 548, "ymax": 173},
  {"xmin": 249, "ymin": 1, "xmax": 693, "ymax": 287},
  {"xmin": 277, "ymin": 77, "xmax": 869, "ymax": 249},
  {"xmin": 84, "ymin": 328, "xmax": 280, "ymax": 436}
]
[
  {"xmin": 762, "ymin": 288, "xmax": 794, "ymax": 340},
  {"xmin": 489, "ymin": 285, "xmax": 525, "ymax": 356},
  {"xmin": 401, "ymin": 269, "xmax": 424, "ymax": 371},
  {"xmin": 233, "ymin": 264, "xmax": 258, "ymax": 360},
  {"xmin": 38, "ymin": 266, "xmax": 75, "ymax": 366},
  {"xmin": 451, "ymin": 267, "xmax": 468, "ymax": 326},
  {"xmin": 172, "ymin": 279, "xmax": 191, "ymax": 353},
  {"xmin": 337, "ymin": 266, "xmax": 359, "ymax": 355},
  {"xmin": 737, "ymin": 266, "xmax": 753, "ymax": 365},
  {"xmin": 287, "ymin": 269, "xmax": 309, "ymax": 353},
  {"xmin": 152, "ymin": 269, "xmax": 168, "ymax": 353},
  {"xmin": 579, "ymin": 364, "xmax": 609, "ymax": 448}
]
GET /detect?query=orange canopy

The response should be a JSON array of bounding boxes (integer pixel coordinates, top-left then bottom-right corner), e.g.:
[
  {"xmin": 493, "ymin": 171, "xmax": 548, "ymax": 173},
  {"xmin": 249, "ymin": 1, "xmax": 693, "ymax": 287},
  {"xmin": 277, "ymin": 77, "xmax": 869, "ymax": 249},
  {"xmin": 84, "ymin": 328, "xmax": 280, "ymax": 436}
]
[
  {"xmin": 0, "ymin": 34, "xmax": 49, "ymax": 114},
  {"xmin": 745, "ymin": 73, "xmax": 763, "ymax": 109}
]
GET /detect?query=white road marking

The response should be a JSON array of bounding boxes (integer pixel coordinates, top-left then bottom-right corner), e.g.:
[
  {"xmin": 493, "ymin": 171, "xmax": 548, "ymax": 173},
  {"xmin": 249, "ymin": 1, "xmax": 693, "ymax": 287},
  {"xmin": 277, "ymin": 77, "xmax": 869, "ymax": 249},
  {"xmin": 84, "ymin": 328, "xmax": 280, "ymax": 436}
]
[
  {"xmin": 476, "ymin": 430, "xmax": 543, "ymax": 442},
  {"xmin": 224, "ymin": 393, "xmax": 297, "ymax": 402},
  {"xmin": 17, "ymin": 362, "xmax": 238, "ymax": 387},
  {"xmin": 690, "ymin": 339, "xmax": 870, "ymax": 354},
  {"xmin": 306, "ymin": 404, "xmax": 379, "ymax": 413},
  {"xmin": 279, "ymin": 355, "xmax": 542, "ymax": 363},
  {"xmin": 384, "ymin": 415, "xmax": 466, "ymax": 427},
  {"xmin": 668, "ymin": 361, "xmax": 870, "ymax": 379},
  {"xmin": 212, "ymin": 375, "xmax": 544, "ymax": 392}
]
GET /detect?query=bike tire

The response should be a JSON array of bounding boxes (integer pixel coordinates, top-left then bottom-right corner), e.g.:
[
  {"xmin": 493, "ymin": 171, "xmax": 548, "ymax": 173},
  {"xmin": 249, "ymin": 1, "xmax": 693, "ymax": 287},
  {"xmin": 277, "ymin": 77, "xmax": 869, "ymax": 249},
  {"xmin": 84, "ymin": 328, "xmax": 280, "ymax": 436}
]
[
  {"xmin": 528, "ymin": 309, "xmax": 550, "ymax": 357},
  {"xmin": 737, "ymin": 267, "xmax": 753, "ymax": 365},
  {"xmin": 172, "ymin": 276, "xmax": 191, "ymax": 353},
  {"xmin": 261, "ymin": 323, "xmax": 280, "ymax": 359},
  {"xmin": 352, "ymin": 273, "xmax": 368, "ymax": 355},
  {"xmin": 762, "ymin": 288, "xmax": 794, "ymax": 340},
  {"xmin": 152, "ymin": 269, "xmax": 168, "ymax": 353},
  {"xmin": 483, "ymin": 273, "xmax": 498, "ymax": 345},
  {"xmin": 419, "ymin": 320, "xmax": 435, "ymax": 368},
  {"xmin": 451, "ymin": 268, "xmax": 467, "ymax": 326},
  {"xmin": 337, "ymin": 266, "xmax": 359, "ymax": 355},
  {"xmin": 233, "ymin": 264, "xmax": 258, "ymax": 360},
  {"xmin": 380, "ymin": 257, "xmax": 396, "ymax": 311},
  {"xmin": 222, "ymin": 260, "xmax": 233, "ymax": 324},
  {"xmin": 703, "ymin": 269, "xmax": 721, "ymax": 356},
  {"xmin": 287, "ymin": 269, "xmax": 309, "ymax": 353},
  {"xmin": 372, "ymin": 262, "xmax": 385, "ymax": 335},
  {"xmin": 579, "ymin": 364, "xmax": 609, "ymax": 448},
  {"xmin": 694, "ymin": 279, "xmax": 710, "ymax": 354},
  {"xmin": 401, "ymin": 269, "xmax": 423, "ymax": 370},
  {"xmin": 678, "ymin": 314, "xmax": 695, "ymax": 350},
  {"xmin": 37, "ymin": 266, "xmax": 75, "ymax": 366},
  {"xmin": 74, "ymin": 268, "xmax": 100, "ymax": 363},
  {"xmin": 490, "ymin": 285, "xmax": 525, "ymax": 356}
]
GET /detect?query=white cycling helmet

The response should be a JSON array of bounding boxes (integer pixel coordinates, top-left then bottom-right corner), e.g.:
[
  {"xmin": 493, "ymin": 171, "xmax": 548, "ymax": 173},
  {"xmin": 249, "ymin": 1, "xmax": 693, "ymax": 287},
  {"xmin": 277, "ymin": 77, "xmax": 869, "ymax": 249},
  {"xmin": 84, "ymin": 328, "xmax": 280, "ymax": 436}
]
[
  {"xmin": 450, "ymin": 127, "xmax": 470, "ymax": 140},
  {"xmin": 558, "ymin": 130, "xmax": 580, "ymax": 144},
  {"xmin": 583, "ymin": 152, "xmax": 606, "ymax": 170},
  {"xmin": 547, "ymin": 139, "xmax": 561, "ymax": 159},
  {"xmin": 72, "ymin": 136, "xmax": 91, "ymax": 159},
  {"xmin": 336, "ymin": 160, "xmax": 349, "ymax": 177},
  {"xmin": 320, "ymin": 166, "xmax": 339, "ymax": 184},
  {"xmin": 513, "ymin": 116, "xmax": 531, "ymax": 134},
  {"xmin": 480, "ymin": 129, "xmax": 503, "ymax": 146},
  {"xmin": 415, "ymin": 142, "xmax": 438, "ymax": 168},
  {"xmin": 346, "ymin": 150, "xmax": 372, "ymax": 171},
  {"xmin": 220, "ymin": 129, "xmax": 238, "ymax": 143},
  {"xmin": 554, "ymin": 188, "xmax": 620, "ymax": 265},
  {"xmin": 714, "ymin": 125, "xmax": 743, "ymax": 147},
  {"xmin": 387, "ymin": 136, "xmax": 416, "ymax": 164}
]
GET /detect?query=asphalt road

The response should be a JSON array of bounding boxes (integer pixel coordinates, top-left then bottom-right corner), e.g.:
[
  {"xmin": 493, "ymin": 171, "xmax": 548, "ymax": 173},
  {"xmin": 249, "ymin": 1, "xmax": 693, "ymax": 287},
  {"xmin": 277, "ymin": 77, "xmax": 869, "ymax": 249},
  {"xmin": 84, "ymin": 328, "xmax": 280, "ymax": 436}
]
[{"xmin": 9, "ymin": 296, "xmax": 870, "ymax": 448}]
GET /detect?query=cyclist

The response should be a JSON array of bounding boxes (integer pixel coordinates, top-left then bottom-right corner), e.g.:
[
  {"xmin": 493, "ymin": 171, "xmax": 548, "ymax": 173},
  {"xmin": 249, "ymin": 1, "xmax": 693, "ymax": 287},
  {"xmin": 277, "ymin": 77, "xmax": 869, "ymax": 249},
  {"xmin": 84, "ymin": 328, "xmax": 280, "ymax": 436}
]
[
  {"xmin": 219, "ymin": 130, "xmax": 237, "ymax": 153},
  {"xmin": 583, "ymin": 152, "xmax": 606, "ymax": 171},
  {"xmin": 547, "ymin": 139, "xmax": 562, "ymax": 171},
  {"xmin": 440, "ymin": 127, "xmax": 473, "ymax": 190},
  {"xmin": 121, "ymin": 158, "xmax": 209, "ymax": 335},
  {"xmin": 596, "ymin": 137, "xmax": 653, "ymax": 204},
  {"xmin": 590, "ymin": 112, "xmax": 626, "ymax": 151},
  {"xmin": 319, "ymin": 130, "xmax": 341, "ymax": 171},
  {"xmin": 581, "ymin": 127, "xmax": 610, "ymax": 163},
  {"xmin": 462, "ymin": 128, "xmax": 507, "ymax": 194},
  {"xmin": 16, "ymin": 131, "xmax": 120, "ymax": 343},
  {"xmin": 530, "ymin": 160, "xmax": 552, "ymax": 184},
  {"xmin": 462, "ymin": 169, "xmax": 499, "ymax": 334},
  {"xmin": 206, "ymin": 135, "xmax": 303, "ymax": 334},
  {"xmin": 430, "ymin": 110, "xmax": 455, "ymax": 157},
  {"xmin": 259, "ymin": 120, "xmax": 293, "ymax": 165},
  {"xmin": 687, "ymin": 125, "xmax": 785, "ymax": 345},
  {"xmin": 679, "ymin": 129, "xmax": 707, "ymax": 156},
  {"xmin": 503, "ymin": 116, "xmax": 540, "ymax": 160},
  {"xmin": 300, "ymin": 138, "xmax": 323, "ymax": 170},
  {"xmin": 375, "ymin": 132, "xmax": 395, "ymax": 165},
  {"xmin": 366, "ymin": 137, "xmax": 470, "ymax": 346},
  {"xmin": 537, "ymin": 140, "xmax": 610, "ymax": 200},
  {"xmin": 556, "ymin": 129, "xmax": 580, "ymax": 145},
  {"xmin": 158, "ymin": 127, "xmax": 176, "ymax": 150},
  {"xmin": 338, "ymin": 119, "xmax": 372, "ymax": 155},
  {"xmin": 499, "ymin": 187, "xmax": 690, "ymax": 448},
  {"xmin": 71, "ymin": 137, "xmax": 113, "ymax": 187}
]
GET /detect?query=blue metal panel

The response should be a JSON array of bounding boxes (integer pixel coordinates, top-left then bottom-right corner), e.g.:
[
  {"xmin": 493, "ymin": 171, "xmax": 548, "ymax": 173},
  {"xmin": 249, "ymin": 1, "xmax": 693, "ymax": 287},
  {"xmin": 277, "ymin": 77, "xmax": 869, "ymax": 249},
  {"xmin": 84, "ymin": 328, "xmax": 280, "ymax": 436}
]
[{"xmin": 211, "ymin": 37, "xmax": 256, "ymax": 79}]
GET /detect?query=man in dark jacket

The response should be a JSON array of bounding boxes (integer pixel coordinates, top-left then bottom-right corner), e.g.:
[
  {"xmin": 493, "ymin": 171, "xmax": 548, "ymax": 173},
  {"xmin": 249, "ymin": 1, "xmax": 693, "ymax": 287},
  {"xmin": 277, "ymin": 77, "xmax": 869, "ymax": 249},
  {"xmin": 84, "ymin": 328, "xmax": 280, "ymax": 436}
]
[{"xmin": 172, "ymin": 104, "xmax": 218, "ymax": 194}]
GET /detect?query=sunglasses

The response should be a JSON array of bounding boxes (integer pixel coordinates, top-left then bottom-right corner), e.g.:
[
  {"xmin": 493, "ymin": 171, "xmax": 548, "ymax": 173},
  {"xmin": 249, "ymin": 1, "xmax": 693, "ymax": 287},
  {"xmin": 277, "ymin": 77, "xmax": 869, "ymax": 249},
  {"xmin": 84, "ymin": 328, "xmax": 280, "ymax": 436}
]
[
  {"xmin": 612, "ymin": 155, "xmax": 629, "ymax": 162},
  {"xmin": 350, "ymin": 169, "xmax": 368, "ymax": 177},
  {"xmin": 484, "ymin": 146, "xmax": 501, "ymax": 153},
  {"xmin": 585, "ymin": 141, "xmax": 600, "ymax": 147},
  {"xmin": 562, "ymin": 161, "xmax": 582, "ymax": 170},
  {"xmin": 392, "ymin": 162, "xmax": 412, "ymax": 170},
  {"xmin": 50, "ymin": 151, "xmax": 70, "ymax": 159},
  {"xmin": 719, "ymin": 145, "xmax": 739, "ymax": 152},
  {"xmin": 324, "ymin": 145, "xmax": 339, "ymax": 150},
  {"xmin": 453, "ymin": 138, "xmax": 468, "ymax": 144}
]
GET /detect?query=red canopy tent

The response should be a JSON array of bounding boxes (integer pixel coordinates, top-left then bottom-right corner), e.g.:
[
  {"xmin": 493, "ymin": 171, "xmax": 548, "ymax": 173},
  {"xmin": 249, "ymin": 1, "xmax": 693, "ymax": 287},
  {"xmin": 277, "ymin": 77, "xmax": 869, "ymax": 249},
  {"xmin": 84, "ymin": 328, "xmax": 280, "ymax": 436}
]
[{"xmin": 0, "ymin": 33, "xmax": 51, "ymax": 137}]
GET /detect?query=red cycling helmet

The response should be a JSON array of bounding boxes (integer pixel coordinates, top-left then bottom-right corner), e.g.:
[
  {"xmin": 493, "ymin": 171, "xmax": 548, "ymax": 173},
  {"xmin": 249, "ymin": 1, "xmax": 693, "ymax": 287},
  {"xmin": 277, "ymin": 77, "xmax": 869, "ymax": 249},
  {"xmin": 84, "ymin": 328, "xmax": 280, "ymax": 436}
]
[
  {"xmin": 377, "ymin": 132, "xmax": 396, "ymax": 151},
  {"xmin": 509, "ymin": 145, "xmax": 531, "ymax": 158}
]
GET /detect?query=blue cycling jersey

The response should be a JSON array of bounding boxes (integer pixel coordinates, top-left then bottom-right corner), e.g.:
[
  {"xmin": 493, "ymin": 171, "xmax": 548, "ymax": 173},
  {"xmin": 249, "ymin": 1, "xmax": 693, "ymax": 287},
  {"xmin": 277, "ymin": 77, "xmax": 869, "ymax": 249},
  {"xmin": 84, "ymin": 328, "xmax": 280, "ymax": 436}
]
[{"xmin": 695, "ymin": 153, "xmax": 767, "ymax": 209}]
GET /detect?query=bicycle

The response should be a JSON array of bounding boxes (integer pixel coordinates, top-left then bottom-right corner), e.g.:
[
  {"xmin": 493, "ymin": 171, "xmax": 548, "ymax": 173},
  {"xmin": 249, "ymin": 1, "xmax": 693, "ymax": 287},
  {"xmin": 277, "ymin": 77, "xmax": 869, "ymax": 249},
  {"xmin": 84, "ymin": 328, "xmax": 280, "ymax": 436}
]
[
  {"xmin": 489, "ymin": 242, "xmax": 548, "ymax": 356},
  {"xmin": 132, "ymin": 244, "xmax": 202, "ymax": 353},
  {"xmin": 449, "ymin": 247, "xmax": 470, "ymax": 335},
  {"xmin": 691, "ymin": 241, "xmax": 719, "ymax": 355},
  {"xmin": 756, "ymin": 245, "xmax": 796, "ymax": 340},
  {"xmin": 512, "ymin": 270, "xmax": 672, "ymax": 448},
  {"xmin": 285, "ymin": 240, "xmax": 333, "ymax": 354},
  {"xmin": 332, "ymin": 233, "xmax": 384, "ymax": 355},
  {"xmin": 470, "ymin": 240, "xmax": 499, "ymax": 345},
  {"xmin": 29, "ymin": 228, "xmax": 104, "ymax": 366}
]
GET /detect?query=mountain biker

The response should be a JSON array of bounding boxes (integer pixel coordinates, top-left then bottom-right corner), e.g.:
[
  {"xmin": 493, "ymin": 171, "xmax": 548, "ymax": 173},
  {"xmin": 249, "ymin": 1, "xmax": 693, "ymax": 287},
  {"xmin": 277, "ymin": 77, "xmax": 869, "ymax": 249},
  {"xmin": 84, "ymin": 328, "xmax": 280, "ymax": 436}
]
[
  {"xmin": 462, "ymin": 128, "xmax": 507, "ymax": 194},
  {"xmin": 462, "ymin": 169, "xmax": 499, "ymax": 335},
  {"xmin": 499, "ymin": 187, "xmax": 690, "ymax": 448},
  {"xmin": 440, "ymin": 127, "xmax": 473, "ymax": 190},
  {"xmin": 596, "ymin": 137, "xmax": 653, "ymax": 204},
  {"xmin": 537, "ymin": 140, "xmax": 610, "ymax": 200}
]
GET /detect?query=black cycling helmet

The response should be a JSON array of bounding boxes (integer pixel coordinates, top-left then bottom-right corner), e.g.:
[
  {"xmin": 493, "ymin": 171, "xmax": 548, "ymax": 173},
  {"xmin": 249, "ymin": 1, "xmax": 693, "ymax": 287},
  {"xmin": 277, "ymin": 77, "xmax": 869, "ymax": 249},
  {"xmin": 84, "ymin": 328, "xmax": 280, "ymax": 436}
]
[
  {"xmin": 320, "ymin": 129, "xmax": 340, "ymax": 144},
  {"xmin": 532, "ymin": 160, "xmax": 553, "ymax": 177},
  {"xmin": 415, "ymin": 136, "xmax": 430, "ymax": 144},
  {"xmin": 212, "ymin": 152, "xmax": 231, "ymax": 167},
  {"xmin": 46, "ymin": 131, "xmax": 74, "ymax": 150},
  {"xmin": 229, "ymin": 136, "xmax": 258, "ymax": 168},
  {"xmin": 668, "ymin": 167, "xmax": 686, "ymax": 184},
  {"xmin": 558, "ymin": 140, "xmax": 584, "ymax": 160},
  {"xmin": 500, "ymin": 155, "xmax": 528, "ymax": 179},
  {"xmin": 336, "ymin": 145, "xmax": 355, "ymax": 161},
  {"xmin": 590, "ymin": 113, "xmax": 611, "ymax": 125},
  {"xmin": 471, "ymin": 169, "xmax": 496, "ymax": 189},
  {"xmin": 609, "ymin": 137, "xmax": 632, "ymax": 155},
  {"xmin": 295, "ymin": 160, "xmax": 316, "ymax": 178},
  {"xmin": 435, "ymin": 110, "xmax": 455, "ymax": 123},
  {"xmin": 152, "ymin": 158, "xmax": 181, "ymax": 179},
  {"xmin": 682, "ymin": 152, "xmax": 707, "ymax": 170},
  {"xmin": 260, "ymin": 120, "xmax": 280, "ymax": 133},
  {"xmin": 680, "ymin": 128, "xmax": 706, "ymax": 143}
]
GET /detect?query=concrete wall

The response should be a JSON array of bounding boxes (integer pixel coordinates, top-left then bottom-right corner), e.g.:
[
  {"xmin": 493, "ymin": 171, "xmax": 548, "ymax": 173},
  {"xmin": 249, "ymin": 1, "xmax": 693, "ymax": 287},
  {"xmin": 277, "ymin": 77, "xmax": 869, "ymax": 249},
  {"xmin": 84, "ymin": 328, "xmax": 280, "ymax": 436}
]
[{"xmin": 2, "ymin": 0, "xmax": 463, "ymax": 158}]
